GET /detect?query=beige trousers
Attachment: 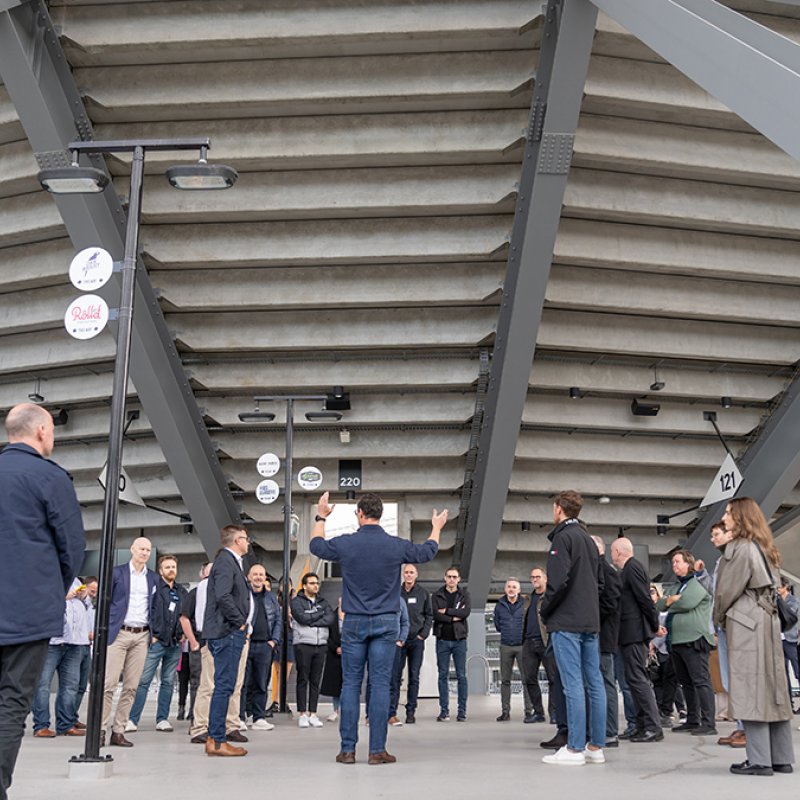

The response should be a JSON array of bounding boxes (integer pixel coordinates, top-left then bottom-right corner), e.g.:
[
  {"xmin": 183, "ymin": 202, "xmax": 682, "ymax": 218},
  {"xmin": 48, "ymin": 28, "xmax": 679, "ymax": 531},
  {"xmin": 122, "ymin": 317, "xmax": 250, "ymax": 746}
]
[
  {"xmin": 102, "ymin": 629, "xmax": 150, "ymax": 733},
  {"xmin": 189, "ymin": 639, "xmax": 249, "ymax": 736}
]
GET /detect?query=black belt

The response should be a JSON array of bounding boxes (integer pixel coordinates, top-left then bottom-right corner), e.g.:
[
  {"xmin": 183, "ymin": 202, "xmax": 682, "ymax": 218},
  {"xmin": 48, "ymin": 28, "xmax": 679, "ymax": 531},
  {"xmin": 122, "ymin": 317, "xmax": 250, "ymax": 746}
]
[{"xmin": 121, "ymin": 625, "xmax": 149, "ymax": 634}]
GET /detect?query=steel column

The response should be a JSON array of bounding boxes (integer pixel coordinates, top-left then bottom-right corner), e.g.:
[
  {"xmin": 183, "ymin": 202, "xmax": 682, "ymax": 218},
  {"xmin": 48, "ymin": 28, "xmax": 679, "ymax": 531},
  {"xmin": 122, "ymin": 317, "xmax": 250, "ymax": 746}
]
[{"xmin": 459, "ymin": 0, "xmax": 598, "ymax": 617}]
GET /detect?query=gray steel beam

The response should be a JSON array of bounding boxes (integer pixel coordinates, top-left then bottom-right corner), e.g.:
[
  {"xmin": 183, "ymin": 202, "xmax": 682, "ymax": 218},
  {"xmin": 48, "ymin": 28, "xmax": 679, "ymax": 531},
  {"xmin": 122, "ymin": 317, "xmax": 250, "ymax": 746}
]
[
  {"xmin": 683, "ymin": 372, "xmax": 800, "ymax": 565},
  {"xmin": 459, "ymin": 0, "xmax": 598, "ymax": 610},
  {"xmin": 590, "ymin": 0, "xmax": 800, "ymax": 162},
  {"xmin": 772, "ymin": 504, "xmax": 800, "ymax": 539},
  {"xmin": 0, "ymin": 0, "xmax": 239, "ymax": 556}
]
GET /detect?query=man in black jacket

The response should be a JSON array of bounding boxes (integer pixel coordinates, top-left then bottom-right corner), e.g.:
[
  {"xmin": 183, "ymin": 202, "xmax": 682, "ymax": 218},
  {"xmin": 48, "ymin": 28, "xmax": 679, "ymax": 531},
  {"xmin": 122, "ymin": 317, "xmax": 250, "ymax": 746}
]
[
  {"xmin": 390, "ymin": 564, "xmax": 432, "ymax": 725},
  {"xmin": 126, "ymin": 554, "xmax": 188, "ymax": 732},
  {"xmin": 611, "ymin": 537, "xmax": 662, "ymax": 743},
  {"xmin": 432, "ymin": 566, "xmax": 471, "ymax": 722},
  {"xmin": 203, "ymin": 524, "xmax": 253, "ymax": 757},
  {"xmin": 540, "ymin": 491, "xmax": 606, "ymax": 766},
  {"xmin": 591, "ymin": 535, "xmax": 623, "ymax": 747}
]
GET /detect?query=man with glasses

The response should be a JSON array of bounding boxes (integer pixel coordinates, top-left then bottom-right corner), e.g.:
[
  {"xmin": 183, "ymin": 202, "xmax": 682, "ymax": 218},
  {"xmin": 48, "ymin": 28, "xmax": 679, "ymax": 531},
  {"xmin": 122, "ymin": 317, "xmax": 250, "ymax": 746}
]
[
  {"xmin": 432, "ymin": 567, "xmax": 471, "ymax": 722},
  {"xmin": 522, "ymin": 567, "xmax": 558, "ymax": 725},
  {"xmin": 202, "ymin": 525, "xmax": 254, "ymax": 757},
  {"xmin": 310, "ymin": 492, "xmax": 446, "ymax": 765}
]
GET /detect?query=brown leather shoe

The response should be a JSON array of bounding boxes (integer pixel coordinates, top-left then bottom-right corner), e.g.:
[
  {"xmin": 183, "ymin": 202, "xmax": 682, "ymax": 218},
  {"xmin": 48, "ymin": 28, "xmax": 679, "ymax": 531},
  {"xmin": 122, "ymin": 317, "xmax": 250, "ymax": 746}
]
[
  {"xmin": 59, "ymin": 727, "xmax": 86, "ymax": 736},
  {"xmin": 109, "ymin": 732, "xmax": 134, "ymax": 747},
  {"xmin": 191, "ymin": 733, "xmax": 208, "ymax": 744},
  {"xmin": 34, "ymin": 729, "xmax": 56, "ymax": 738},
  {"xmin": 226, "ymin": 729, "xmax": 249, "ymax": 743},
  {"xmin": 717, "ymin": 733, "xmax": 734, "ymax": 745},
  {"xmin": 205, "ymin": 738, "xmax": 247, "ymax": 757},
  {"xmin": 335, "ymin": 751, "xmax": 356, "ymax": 764},
  {"xmin": 73, "ymin": 721, "xmax": 86, "ymax": 730},
  {"xmin": 729, "ymin": 730, "xmax": 746, "ymax": 748},
  {"xmin": 368, "ymin": 751, "xmax": 397, "ymax": 765}
]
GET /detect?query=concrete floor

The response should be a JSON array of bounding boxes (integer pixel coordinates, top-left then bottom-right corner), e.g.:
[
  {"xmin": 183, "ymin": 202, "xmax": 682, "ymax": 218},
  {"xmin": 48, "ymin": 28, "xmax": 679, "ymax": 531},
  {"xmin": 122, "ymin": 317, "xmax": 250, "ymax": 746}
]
[{"xmin": 12, "ymin": 695, "xmax": 800, "ymax": 800}]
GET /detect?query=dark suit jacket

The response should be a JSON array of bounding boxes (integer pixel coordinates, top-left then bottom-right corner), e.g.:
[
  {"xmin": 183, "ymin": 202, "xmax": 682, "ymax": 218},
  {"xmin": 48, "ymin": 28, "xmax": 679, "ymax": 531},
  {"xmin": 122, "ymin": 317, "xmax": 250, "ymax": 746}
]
[
  {"xmin": 598, "ymin": 558, "xmax": 622, "ymax": 654},
  {"xmin": 203, "ymin": 549, "xmax": 250, "ymax": 640},
  {"xmin": 618, "ymin": 557, "xmax": 659, "ymax": 646},
  {"xmin": 108, "ymin": 562, "xmax": 158, "ymax": 645}
]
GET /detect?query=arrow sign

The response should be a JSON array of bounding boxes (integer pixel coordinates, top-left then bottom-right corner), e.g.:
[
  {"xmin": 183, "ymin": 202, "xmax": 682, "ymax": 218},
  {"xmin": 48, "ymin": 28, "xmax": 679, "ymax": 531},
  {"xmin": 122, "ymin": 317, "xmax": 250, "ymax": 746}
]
[
  {"xmin": 700, "ymin": 452, "xmax": 743, "ymax": 508},
  {"xmin": 97, "ymin": 464, "xmax": 147, "ymax": 507}
]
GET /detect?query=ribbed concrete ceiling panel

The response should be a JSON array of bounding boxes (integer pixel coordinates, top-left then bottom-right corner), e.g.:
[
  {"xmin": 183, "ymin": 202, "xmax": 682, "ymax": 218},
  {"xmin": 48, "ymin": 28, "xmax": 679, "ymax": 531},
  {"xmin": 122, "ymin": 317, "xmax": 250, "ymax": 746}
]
[{"xmin": 2, "ymin": 0, "xmax": 799, "ymax": 584}]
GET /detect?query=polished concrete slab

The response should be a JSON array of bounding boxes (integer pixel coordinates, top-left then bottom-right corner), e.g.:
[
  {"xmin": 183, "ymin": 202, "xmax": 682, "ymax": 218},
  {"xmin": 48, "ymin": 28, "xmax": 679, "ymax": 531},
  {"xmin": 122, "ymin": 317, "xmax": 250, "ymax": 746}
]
[{"xmin": 12, "ymin": 695, "xmax": 800, "ymax": 800}]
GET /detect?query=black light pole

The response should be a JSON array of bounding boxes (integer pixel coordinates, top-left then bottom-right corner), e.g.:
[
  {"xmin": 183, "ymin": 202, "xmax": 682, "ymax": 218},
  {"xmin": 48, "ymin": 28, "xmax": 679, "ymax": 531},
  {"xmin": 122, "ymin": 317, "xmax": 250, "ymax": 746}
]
[
  {"xmin": 242, "ymin": 393, "xmax": 342, "ymax": 714},
  {"xmin": 38, "ymin": 137, "xmax": 237, "ymax": 764}
]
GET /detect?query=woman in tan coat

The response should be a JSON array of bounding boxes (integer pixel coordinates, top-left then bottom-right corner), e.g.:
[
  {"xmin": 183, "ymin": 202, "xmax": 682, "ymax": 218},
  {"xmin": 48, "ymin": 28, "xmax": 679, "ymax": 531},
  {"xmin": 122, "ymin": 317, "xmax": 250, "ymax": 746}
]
[{"xmin": 714, "ymin": 497, "xmax": 795, "ymax": 776}]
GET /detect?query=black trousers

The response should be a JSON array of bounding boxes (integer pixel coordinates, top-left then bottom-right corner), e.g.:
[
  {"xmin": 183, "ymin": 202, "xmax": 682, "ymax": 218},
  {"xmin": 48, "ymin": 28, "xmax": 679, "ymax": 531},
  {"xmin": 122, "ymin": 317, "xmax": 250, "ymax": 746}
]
[
  {"xmin": 522, "ymin": 638, "xmax": 557, "ymax": 718},
  {"xmin": 670, "ymin": 640, "xmax": 714, "ymax": 728},
  {"xmin": 177, "ymin": 649, "xmax": 202, "ymax": 718},
  {"xmin": 294, "ymin": 643, "xmax": 326, "ymax": 714},
  {"xmin": 0, "ymin": 639, "xmax": 48, "ymax": 800},
  {"xmin": 620, "ymin": 642, "xmax": 661, "ymax": 734}
]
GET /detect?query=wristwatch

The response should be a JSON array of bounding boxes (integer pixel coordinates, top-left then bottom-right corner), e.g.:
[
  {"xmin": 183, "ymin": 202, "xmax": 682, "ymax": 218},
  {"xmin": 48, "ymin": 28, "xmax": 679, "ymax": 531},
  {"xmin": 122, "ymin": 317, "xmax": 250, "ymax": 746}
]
[{"xmin": 315, "ymin": 514, "xmax": 327, "ymax": 522}]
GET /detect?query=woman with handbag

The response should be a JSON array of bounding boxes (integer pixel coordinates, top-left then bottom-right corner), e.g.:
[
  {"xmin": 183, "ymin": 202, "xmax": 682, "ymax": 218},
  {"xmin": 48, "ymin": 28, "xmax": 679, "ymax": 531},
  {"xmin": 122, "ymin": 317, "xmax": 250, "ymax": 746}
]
[{"xmin": 714, "ymin": 497, "xmax": 795, "ymax": 775}]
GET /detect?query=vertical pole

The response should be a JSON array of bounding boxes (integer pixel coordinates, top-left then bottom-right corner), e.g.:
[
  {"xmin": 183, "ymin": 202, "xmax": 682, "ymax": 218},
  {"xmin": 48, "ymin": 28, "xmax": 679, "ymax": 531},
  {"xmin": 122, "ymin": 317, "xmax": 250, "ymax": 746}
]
[
  {"xmin": 279, "ymin": 398, "xmax": 294, "ymax": 713},
  {"xmin": 81, "ymin": 145, "xmax": 145, "ymax": 761}
]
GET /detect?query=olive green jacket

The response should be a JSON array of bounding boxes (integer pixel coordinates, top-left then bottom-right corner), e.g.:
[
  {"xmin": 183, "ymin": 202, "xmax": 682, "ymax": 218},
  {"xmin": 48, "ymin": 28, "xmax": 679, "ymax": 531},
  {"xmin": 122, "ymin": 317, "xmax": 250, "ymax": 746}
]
[{"xmin": 656, "ymin": 576, "xmax": 714, "ymax": 646}]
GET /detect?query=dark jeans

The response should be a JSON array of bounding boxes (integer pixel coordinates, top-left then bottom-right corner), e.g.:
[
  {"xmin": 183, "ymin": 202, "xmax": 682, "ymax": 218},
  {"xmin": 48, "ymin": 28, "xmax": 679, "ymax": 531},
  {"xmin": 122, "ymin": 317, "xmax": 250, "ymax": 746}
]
[
  {"xmin": 783, "ymin": 639, "xmax": 799, "ymax": 698},
  {"xmin": 0, "ymin": 639, "xmax": 48, "ymax": 800},
  {"xmin": 436, "ymin": 638, "xmax": 467, "ymax": 716},
  {"xmin": 294, "ymin": 643, "xmax": 326, "ymax": 714},
  {"xmin": 340, "ymin": 612, "xmax": 399, "ymax": 754},
  {"xmin": 75, "ymin": 645, "xmax": 91, "ymax": 721},
  {"xmin": 670, "ymin": 639, "xmax": 714, "ymax": 728},
  {"xmin": 599, "ymin": 652, "xmax": 618, "ymax": 739},
  {"xmin": 208, "ymin": 630, "xmax": 246, "ymax": 743},
  {"xmin": 389, "ymin": 637, "xmax": 425, "ymax": 717},
  {"xmin": 522, "ymin": 637, "xmax": 557, "ymax": 718},
  {"xmin": 178, "ymin": 649, "xmax": 202, "ymax": 718},
  {"xmin": 621, "ymin": 641, "xmax": 661, "ymax": 734},
  {"xmin": 31, "ymin": 643, "xmax": 83, "ymax": 734},
  {"xmin": 499, "ymin": 644, "xmax": 532, "ymax": 715},
  {"xmin": 241, "ymin": 640, "xmax": 274, "ymax": 721}
]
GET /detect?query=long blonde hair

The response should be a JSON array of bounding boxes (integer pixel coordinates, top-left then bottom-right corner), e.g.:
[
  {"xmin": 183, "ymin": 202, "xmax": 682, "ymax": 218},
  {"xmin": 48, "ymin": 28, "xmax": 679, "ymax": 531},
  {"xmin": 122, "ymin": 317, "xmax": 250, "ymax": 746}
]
[{"xmin": 726, "ymin": 497, "xmax": 781, "ymax": 567}]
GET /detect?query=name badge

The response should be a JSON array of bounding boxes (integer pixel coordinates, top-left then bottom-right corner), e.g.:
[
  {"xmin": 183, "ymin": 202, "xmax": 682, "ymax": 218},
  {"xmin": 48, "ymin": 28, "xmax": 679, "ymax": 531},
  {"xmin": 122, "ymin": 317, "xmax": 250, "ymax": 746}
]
[
  {"xmin": 408, "ymin": 598, "xmax": 417, "ymax": 604},
  {"xmin": 168, "ymin": 601, "xmax": 177, "ymax": 613}
]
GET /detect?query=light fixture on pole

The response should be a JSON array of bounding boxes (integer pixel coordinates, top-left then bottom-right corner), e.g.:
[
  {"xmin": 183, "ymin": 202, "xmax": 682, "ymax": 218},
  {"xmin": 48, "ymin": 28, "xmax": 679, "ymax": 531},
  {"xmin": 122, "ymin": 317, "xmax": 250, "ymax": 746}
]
[
  {"xmin": 240, "ymin": 390, "xmax": 348, "ymax": 714},
  {"xmin": 37, "ymin": 137, "xmax": 237, "ymax": 766}
]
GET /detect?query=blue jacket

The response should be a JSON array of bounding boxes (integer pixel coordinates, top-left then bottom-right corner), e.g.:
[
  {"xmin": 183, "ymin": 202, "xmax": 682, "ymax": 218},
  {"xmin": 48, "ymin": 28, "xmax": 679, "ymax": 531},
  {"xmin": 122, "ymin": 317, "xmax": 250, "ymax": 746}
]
[
  {"xmin": 0, "ymin": 443, "xmax": 85, "ymax": 645},
  {"xmin": 108, "ymin": 562, "xmax": 158, "ymax": 645},
  {"xmin": 251, "ymin": 587, "xmax": 282, "ymax": 645},
  {"xmin": 493, "ymin": 594, "xmax": 526, "ymax": 646},
  {"xmin": 310, "ymin": 525, "xmax": 438, "ymax": 615}
]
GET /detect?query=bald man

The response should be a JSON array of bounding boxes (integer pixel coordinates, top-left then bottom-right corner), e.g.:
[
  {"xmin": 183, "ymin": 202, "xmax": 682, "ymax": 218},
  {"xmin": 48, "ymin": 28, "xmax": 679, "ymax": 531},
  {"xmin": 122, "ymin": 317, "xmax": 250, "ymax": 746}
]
[
  {"xmin": 610, "ymin": 537, "xmax": 662, "ymax": 743},
  {"xmin": 0, "ymin": 403, "xmax": 85, "ymax": 799},
  {"xmin": 101, "ymin": 537, "xmax": 158, "ymax": 747}
]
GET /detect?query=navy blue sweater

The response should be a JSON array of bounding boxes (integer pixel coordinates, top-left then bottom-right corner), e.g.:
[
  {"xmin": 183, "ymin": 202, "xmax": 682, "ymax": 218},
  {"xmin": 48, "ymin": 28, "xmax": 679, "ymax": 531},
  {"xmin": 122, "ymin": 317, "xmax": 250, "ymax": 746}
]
[{"xmin": 310, "ymin": 525, "xmax": 437, "ymax": 615}]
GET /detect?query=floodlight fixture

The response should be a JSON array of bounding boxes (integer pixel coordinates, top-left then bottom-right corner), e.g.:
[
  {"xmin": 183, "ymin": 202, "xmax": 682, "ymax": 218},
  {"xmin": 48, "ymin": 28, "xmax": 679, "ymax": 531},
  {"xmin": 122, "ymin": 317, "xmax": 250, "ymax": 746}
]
[
  {"xmin": 721, "ymin": 396, "xmax": 732, "ymax": 409},
  {"xmin": 568, "ymin": 387, "xmax": 583, "ymax": 400},
  {"xmin": 305, "ymin": 410, "xmax": 343, "ymax": 421},
  {"xmin": 238, "ymin": 411, "xmax": 276, "ymax": 422}
]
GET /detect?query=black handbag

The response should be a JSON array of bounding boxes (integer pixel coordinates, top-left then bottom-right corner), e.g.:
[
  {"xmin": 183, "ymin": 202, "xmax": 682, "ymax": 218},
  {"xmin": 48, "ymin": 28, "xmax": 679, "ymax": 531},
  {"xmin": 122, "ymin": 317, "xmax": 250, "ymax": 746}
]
[{"xmin": 755, "ymin": 544, "xmax": 798, "ymax": 632}]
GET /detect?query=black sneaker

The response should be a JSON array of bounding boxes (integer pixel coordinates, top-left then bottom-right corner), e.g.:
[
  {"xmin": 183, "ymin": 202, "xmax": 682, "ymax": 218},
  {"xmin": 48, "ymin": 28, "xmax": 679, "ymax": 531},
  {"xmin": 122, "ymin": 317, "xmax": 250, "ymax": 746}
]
[
  {"xmin": 672, "ymin": 722, "xmax": 699, "ymax": 732},
  {"xmin": 496, "ymin": 713, "xmax": 510, "ymax": 722},
  {"xmin": 690, "ymin": 725, "xmax": 718, "ymax": 736},
  {"xmin": 405, "ymin": 713, "xmax": 415, "ymax": 724},
  {"xmin": 456, "ymin": 713, "xmax": 466, "ymax": 722},
  {"xmin": 436, "ymin": 712, "xmax": 450, "ymax": 722}
]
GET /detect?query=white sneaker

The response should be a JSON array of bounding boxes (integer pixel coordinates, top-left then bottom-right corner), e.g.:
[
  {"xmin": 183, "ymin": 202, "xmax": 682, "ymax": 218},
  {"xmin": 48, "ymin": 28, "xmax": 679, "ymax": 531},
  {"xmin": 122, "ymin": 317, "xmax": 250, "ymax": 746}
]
[
  {"xmin": 155, "ymin": 720, "xmax": 173, "ymax": 732},
  {"xmin": 584, "ymin": 747, "xmax": 605, "ymax": 764},
  {"xmin": 327, "ymin": 712, "xmax": 339, "ymax": 722},
  {"xmin": 308, "ymin": 714, "xmax": 324, "ymax": 728},
  {"xmin": 238, "ymin": 719, "xmax": 248, "ymax": 732},
  {"xmin": 251, "ymin": 718, "xmax": 275, "ymax": 731},
  {"xmin": 298, "ymin": 714, "xmax": 310, "ymax": 728},
  {"xmin": 543, "ymin": 745, "xmax": 586, "ymax": 766},
  {"xmin": 124, "ymin": 720, "xmax": 137, "ymax": 733}
]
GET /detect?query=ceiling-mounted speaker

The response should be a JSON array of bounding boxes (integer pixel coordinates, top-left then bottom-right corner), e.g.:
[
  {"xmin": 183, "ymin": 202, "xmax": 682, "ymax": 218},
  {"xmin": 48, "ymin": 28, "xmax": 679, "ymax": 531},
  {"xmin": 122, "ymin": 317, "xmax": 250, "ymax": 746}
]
[{"xmin": 631, "ymin": 399, "xmax": 660, "ymax": 417}]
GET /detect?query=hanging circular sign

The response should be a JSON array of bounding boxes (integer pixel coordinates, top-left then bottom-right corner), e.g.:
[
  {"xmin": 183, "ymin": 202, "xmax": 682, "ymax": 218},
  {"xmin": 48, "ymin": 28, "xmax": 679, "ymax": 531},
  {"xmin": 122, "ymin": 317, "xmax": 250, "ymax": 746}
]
[
  {"xmin": 297, "ymin": 466, "xmax": 323, "ymax": 491},
  {"xmin": 257, "ymin": 452, "xmax": 280, "ymax": 477},
  {"xmin": 255, "ymin": 479, "xmax": 280, "ymax": 505},
  {"xmin": 69, "ymin": 247, "xmax": 114, "ymax": 291},
  {"xmin": 64, "ymin": 294, "xmax": 109, "ymax": 340}
]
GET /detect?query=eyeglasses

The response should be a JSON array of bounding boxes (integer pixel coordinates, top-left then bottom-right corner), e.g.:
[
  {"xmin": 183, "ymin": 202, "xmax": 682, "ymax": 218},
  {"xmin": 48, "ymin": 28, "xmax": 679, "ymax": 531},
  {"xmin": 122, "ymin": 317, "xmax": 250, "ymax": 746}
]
[{"xmin": 236, "ymin": 535, "xmax": 250, "ymax": 544}]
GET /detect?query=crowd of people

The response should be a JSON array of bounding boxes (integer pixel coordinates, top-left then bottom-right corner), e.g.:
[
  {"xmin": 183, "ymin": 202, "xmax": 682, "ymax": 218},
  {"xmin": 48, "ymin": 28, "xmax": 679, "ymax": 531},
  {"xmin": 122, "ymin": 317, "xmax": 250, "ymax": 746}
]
[{"xmin": 0, "ymin": 401, "xmax": 798, "ymax": 796}]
